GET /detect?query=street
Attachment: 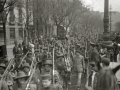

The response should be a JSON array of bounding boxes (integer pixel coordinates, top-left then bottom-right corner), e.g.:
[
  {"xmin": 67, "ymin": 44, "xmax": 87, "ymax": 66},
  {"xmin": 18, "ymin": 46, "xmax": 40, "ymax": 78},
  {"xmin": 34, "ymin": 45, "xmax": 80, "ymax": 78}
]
[{"xmin": 7, "ymin": 44, "xmax": 14, "ymax": 60}]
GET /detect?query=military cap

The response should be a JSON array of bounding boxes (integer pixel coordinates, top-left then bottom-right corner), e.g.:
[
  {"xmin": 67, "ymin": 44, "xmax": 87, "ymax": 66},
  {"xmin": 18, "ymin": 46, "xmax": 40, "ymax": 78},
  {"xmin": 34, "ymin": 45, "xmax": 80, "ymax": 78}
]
[
  {"xmin": 43, "ymin": 60, "xmax": 53, "ymax": 66},
  {"xmin": 34, "ymin": 49, "xmax": 39, "ymax": 52},
  {"xmin": 41, "ymin": 74, "xmax": 52, "ymax": 80},
  {"xmin": 0, "ymin": 63, "xmax": 6, "ymax": 68},
  {"xmin": 14, "ymin": 71, "xmax": 29, "ymax": 80},
  {"xmin": 75, "ymin": 50, "xmax": 80, "ymax": 53},
  {"xmin": 43, "ymin": 47, "xmax": 48, "ymax": 50},
  {"xmin": 22, "ymin": 63, "xmax": 30, "ymax": 69},
  {"xmin": 56, "ymin": 52, "xmax": 64, "ymax": 57},
  {"xmin": 90, "ymin": 42, "xmax": 96, "ymax": 47},
  {"xmin": 101, "ymin": 57, "xmax": 110, "ymax": 66},
  {"xmin": 27, "ymin": 52, "xmax": 32, "ymax": 55}
]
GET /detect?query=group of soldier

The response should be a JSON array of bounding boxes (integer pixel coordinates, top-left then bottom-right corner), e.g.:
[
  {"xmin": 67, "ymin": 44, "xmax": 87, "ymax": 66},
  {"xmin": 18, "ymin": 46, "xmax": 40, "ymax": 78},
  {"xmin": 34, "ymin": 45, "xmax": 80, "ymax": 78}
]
[{"xmin": 0, "ymin": 33, "xmax": 120, "ymax": 90}]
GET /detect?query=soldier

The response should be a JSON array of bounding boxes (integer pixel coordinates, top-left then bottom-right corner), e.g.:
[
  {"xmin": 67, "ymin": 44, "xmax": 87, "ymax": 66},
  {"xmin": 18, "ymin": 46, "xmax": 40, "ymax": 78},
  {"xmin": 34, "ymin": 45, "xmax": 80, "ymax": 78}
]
[
  {"xmin": 0, "ymin": 74, "xmax": 9, "ymax": 90},
  {"xmin": 85, "ymin": 61, "xmax": 98, "ymax": 90},
  {"xmin": 73, "ymin": 50, "xmax": 85, "ymax": 90},
  {"xmin": 13, "ymin": 71, "xmax": 30, "ymax": 90},
  {"xmin": 22, "ymin": 63, "xmax": 38, "ymax": 90},
  {"xmin": 0, "ymin": 63, "xmax": 9, "ymax": 90},
  {"xmin": 40, "ymin": 74, "xmax": 55, "ymax": 90},
  {"xmin": 25, "ymin": 52, "xmax": 33, "ymax": 65},
  {"xmin": 41, "ymin": 59, "xmax": 53, "ymax": 75},
  {"xmin": 54, "ymin": 70, "xmax": 63, "ymax": 90}
]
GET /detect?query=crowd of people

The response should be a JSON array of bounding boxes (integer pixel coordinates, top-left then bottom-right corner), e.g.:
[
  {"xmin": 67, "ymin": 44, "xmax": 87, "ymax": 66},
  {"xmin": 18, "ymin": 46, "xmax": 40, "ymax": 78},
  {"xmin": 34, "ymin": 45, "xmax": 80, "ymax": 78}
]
[{"xmin": 0, "ymin": 33, "xmax": 120, "ymax": 90}]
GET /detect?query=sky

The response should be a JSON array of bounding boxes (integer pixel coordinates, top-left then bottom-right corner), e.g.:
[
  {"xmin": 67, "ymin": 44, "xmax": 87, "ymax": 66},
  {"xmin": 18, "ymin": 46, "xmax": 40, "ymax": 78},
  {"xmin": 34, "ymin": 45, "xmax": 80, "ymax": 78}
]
[{"xmin": 83, "ymin": 0, "xmax": 120, "ymax": 12}]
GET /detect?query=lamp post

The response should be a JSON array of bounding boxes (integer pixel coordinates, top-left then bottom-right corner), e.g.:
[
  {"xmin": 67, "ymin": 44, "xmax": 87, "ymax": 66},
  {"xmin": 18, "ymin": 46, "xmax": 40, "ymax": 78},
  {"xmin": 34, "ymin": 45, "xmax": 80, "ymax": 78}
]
[{"xmin": 102, "ymin": 0, "xmax": 112, "ymax": 45}]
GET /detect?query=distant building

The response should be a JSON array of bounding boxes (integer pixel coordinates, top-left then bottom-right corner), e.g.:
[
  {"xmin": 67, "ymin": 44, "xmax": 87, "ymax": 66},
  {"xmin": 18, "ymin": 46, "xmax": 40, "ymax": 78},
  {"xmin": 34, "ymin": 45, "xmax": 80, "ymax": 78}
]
[{"xmin": 0, "ymin": 0, "xmax": 33, "ymax": 45}]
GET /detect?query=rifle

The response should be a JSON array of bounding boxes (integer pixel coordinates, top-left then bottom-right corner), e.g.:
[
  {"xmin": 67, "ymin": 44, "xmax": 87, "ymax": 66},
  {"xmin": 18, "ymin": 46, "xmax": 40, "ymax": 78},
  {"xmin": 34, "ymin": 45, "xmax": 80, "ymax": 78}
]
[
  {"xmin": 26, "ymin": 53, "xmax": 37, "ymax": 90},
  {"xmin": 0, "ymin": 58, "xmax": 15, "ymax": 89},
  {"xmin": 18, "ymin": 51, "xmax": 29, "ymax": 68}
]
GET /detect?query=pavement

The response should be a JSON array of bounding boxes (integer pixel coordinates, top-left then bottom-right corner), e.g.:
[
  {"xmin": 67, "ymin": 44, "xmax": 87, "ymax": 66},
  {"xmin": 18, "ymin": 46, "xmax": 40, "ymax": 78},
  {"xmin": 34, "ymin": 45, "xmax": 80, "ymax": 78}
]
[{"xmin": 7, "ymin": 44, "xmax": 14, "ymax": 60}]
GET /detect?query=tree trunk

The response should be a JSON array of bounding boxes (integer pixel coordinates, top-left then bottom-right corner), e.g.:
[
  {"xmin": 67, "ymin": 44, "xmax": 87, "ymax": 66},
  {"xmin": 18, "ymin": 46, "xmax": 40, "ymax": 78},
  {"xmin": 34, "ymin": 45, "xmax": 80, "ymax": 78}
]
[{"xmin": 3, "ymin": 22, "xmax": 6, "ymax": 45}]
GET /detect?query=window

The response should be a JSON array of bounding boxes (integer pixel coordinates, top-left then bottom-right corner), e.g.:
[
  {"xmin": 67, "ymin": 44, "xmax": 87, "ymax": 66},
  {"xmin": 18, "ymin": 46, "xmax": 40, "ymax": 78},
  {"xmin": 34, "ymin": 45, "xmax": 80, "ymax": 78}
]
[
  {"xmin": 9, "ymin": 6, "xmax": 15, "ymax": 23},
  {"xmin": 18, "ymin": 8, "xmax": 22, "ymax": 23},
  {"xmin": 19, "ymin": 29, "xmax": 23, "ymax": 39},
  {"xmin": 10, "ymin": 28, "xmax": 15, "ymax": 40}
]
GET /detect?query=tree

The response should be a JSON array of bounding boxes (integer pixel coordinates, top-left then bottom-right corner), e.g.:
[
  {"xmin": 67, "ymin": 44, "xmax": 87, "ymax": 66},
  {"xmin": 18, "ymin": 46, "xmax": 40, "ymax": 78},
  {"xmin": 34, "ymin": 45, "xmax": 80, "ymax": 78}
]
[{"xmin": 0, "ymin": 0, "xmax": 18, "ymax": 44}]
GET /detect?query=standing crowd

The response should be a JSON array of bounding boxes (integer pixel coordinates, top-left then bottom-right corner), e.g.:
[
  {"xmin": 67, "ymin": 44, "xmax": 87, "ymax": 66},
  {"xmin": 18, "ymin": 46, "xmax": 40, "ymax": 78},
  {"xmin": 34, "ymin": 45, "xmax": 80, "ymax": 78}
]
[{"xmin": 0, "ymin": 33, "xmax": 120, "ymax": 90}]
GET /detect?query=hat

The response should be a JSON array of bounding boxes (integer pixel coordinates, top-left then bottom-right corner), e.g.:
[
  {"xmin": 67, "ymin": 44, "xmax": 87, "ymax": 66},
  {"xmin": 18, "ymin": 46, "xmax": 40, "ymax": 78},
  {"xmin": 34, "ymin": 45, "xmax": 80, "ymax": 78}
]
[
  {"xmin": 14, "ymin": 71, "xmax": 29, "ymax": 80},
  {"xmin": 28, "ymin": 52, "xmax": 32, "ymax": 55},
  {"xmin": 90, "ymin": 61, "xmax": 96, "ymax": 67},
  {"xmin": 75, "ymin": 50, "xmax": 80, "ymax": 53},
  {"xmin": 44, "ymin": 60, "xmax": 53, "ymax": 66},
  {"xmin": 22, "ymin": 63, "xmax": 30, "ymax": 69},
  {"xmin": 90, "ymin": 42, "xmax": 96, "ymax": 47},
  {"xmin": 35, "ymin": 49, "xmax": 39, "ymax": 52},
  {"xmin": 56, "ymin": 52, "xmax": 64, "ymax": 57},
  {"xmin": 0, "ymin": 63, "xmax": 6, "ymax": 68},
  {"xmin": 43, "ymin": 47, "xmax": 48, "ymax": 50},
  {"xmin": 101, "ymin": 57, "xmax": 110, "ymax": 66},
  {"xmin": 41, "ymin": 74, "xmax": 52, "ymax": 80}
]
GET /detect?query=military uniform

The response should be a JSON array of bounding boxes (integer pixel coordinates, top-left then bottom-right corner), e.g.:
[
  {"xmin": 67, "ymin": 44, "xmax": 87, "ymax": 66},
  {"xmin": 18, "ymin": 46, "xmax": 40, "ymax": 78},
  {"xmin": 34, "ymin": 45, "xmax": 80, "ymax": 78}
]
[
  {"xmin": 0, "ymin": 63, "xmax": 9, "ymax": 90},
  {"xmin": 40, "ymin": 74, "xmax": 55, "ymax": 90},
  {"xmin": 41, "ymin": 59, "xmax": 53, "ymax": 75},
  {"xmin": 13, "ymin": 71, "xmax": 33, "ymax": 90}
]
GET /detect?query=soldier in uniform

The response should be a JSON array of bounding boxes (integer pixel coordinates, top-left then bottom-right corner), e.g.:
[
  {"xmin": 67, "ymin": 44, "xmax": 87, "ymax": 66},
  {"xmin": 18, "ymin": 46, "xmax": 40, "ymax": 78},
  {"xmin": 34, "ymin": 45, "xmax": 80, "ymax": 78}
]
[
  {"xmin": 41, "ymin": 59, "xmax": 53, "ymax": 75},
  {"xmin": 85, "ymin": 61, "xmax": 98, "ymax": 90},
  {"xmin": 0, "ymin": 63, "xmax": 9, "ymax": 90},
  {"xmin": 22, "ymin": 63, "xmax": 38, "ymax": 90},
  {"xmin": 0, "ymin": 74, "xmax": 9, "ymax": 90},
  {"xmin": 54, "ymin": 70, "xmax": 63, "ymax": 90},
  {"xmin": 40, "ymin": 74, "xmax": 55, "ymax": 90},
  {"xmin": 73, "ymin": 50, "xmax": 85, "ymax": 90},
  {"xmin": 13, "ymin": 71, "xmax": 30, "ymax": 90}
]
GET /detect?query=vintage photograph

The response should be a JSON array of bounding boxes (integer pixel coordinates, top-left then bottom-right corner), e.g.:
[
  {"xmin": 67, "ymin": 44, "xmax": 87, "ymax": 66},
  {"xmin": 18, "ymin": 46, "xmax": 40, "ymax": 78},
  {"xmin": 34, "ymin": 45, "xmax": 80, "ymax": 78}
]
[{"xmin": 0, "ymin": 0, "xmax": 120, "ymax": 90}]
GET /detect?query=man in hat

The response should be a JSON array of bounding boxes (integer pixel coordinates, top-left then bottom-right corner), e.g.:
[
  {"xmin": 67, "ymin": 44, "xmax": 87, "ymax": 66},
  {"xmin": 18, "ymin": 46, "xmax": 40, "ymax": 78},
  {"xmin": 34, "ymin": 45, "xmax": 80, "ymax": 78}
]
[
  {"xmin": 85, "ymin": 61, "xmax": 98, "ymax": 90},
  {"xmin": 40, "ymin": 74, "xmax": 55, "ymax": 90},
  {"xmin": 96, "ymin": 57, "xmax": 120, "ymax": 90},
  {"xmin": 73, "ymin": 50, "xmax": 85, "ymax": 90},
  {"xmin": 90, "ymin": 42, "xmax": 101, "ymax": 65},
  {"xmin": 13, "ymin": 71, "xmax": 30, "ymax": 90},
  {"xmin": 41, "ymin": 59, "xmax": 53, "ymax": 75},
  {"xmin": 22, "ymin": 63, "xmax": 38, "ymax": 90}
]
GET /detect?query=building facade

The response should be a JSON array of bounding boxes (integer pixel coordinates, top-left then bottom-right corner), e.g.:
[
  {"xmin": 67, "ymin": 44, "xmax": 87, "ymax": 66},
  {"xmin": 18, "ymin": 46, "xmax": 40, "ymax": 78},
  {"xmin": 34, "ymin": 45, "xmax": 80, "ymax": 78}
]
[{"xmin": 0, "ymin": 1, "xmax": 28, "ymax": 45}]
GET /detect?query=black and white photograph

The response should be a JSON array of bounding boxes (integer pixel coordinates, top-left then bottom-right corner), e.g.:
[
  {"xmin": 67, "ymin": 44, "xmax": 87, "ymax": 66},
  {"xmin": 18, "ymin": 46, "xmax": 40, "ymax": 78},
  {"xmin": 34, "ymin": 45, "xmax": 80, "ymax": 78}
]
[{"xmin": 0, "ymin": 0, "xmax": 120, "ymax": 90}]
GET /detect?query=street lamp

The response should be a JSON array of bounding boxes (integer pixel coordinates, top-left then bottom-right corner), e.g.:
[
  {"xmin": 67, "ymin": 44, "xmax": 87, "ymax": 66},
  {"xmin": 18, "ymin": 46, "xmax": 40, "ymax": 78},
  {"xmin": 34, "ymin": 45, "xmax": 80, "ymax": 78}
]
[{"xmin": 101, "ymin": 0, "xmax": 112, "ymax": 45}]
